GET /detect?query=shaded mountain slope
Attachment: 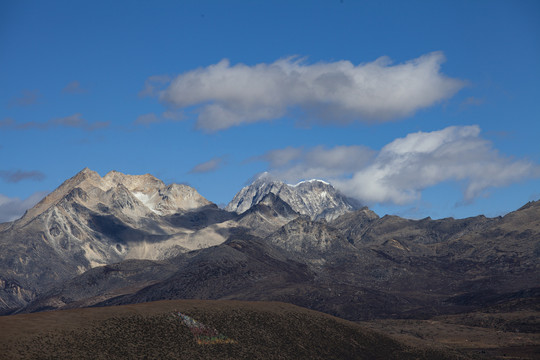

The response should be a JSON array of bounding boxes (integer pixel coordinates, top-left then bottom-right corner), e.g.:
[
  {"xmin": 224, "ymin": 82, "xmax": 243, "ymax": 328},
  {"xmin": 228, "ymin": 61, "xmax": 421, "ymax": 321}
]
[
  {"xmin": 17, "ymin": 200, "xmax": 540, "ymax": 322},
  {"xmin": 20, "ymin": 259, "xmax": 179, "ymax": 313},
  {"xmin": 92, "ymin": 232, "xmax": 315, "ymax": 307}
]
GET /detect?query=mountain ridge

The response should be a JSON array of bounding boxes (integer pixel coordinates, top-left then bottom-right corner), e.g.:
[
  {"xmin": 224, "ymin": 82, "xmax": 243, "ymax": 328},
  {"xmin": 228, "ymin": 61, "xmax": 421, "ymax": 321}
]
[
  {"xmin": 1, "ymin": 168, "xmax": 538, "ymax": 327},
  {"xmin": 0, "ymin": 168, "xmax": 233, "ymax": 311}
]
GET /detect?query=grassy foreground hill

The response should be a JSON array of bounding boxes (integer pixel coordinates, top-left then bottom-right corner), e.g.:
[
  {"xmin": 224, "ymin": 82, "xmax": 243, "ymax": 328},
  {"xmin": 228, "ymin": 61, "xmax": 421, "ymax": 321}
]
[{"xmin": 1, "ymin": 299, "xmax": 465, "ymax": 359}]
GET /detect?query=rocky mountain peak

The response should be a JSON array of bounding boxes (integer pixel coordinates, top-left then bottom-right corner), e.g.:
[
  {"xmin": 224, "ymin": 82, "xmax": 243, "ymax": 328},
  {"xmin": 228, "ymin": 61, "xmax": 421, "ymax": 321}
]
[
  {"xmin": 15, "ymin": 168, "xmax": 100, "ymax": 227},
  {"xmin": 245, "ymin": 192, "xmax": 299, "ymax": 219},
  {"xmin": 98, "ymin": 170, "xmax": 212, "ymax": 215},
  {"xmin": 226, "ymin": 175, "xmax": 361, "ymax": 221},
  {"xmin": 78, "ymin": 167, "xmax": 98, "ymax": 177},
  {"xmin": 14, "ymin": 169, "xmax": 212, "ymax": 228},
  {"xmin": 103, "ymin": 171, "xmax": 165, "ymax": 193}
]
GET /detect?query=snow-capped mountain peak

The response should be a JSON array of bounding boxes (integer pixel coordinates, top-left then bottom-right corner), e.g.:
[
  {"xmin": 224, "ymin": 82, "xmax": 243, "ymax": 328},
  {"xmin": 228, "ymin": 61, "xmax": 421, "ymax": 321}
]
[{"xmin": 226, "ymin": 176, "xmax": 360, "ymax": 221}]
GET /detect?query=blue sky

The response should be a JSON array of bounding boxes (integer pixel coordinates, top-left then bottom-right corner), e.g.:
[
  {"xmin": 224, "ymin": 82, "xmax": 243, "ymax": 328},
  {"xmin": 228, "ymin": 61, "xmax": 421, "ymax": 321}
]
[{"xmin": 1, "ymin": 0, "xmax": 539, "ymax": 222}]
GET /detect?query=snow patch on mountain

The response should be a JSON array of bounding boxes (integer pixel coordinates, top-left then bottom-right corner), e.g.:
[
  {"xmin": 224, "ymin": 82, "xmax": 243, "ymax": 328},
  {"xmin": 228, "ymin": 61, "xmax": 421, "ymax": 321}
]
[
  {"xmin": 132, "ymin": 192, "xmax": 159, "ymax": 214},
  {"xmin": 290, "ymin": 179, "xmax": 330, "ymax": 187}
]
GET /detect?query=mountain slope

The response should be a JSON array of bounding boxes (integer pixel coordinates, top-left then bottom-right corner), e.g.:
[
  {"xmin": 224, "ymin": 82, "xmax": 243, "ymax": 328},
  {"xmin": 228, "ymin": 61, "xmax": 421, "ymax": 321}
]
[
  {"xmin": 30, "ymin": 200, "xmax": 538, "ymax": 321},
  {"xmin": 90, "ymin": 232, "xmax": 315, "ymax": 307},
  {"xmin": 0, "ymin": 168, "xmax": 235, "ymax": 313},
  {"xmin": 23, "ymin": 201, "xmax": 539, "ymax": 321}
]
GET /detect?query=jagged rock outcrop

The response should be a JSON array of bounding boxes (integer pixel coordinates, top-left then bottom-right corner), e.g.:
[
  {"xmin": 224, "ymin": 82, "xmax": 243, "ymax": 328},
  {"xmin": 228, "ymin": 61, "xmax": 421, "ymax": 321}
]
[
  {"xmin": 226, "ymin": 174, "xmax": 360, "ymax": 221},
  {"xmin": 237, "ymin": 193, "xmax": 300, "ymax": 236},
  {"xmin": 267, "ymin": 216, "xmax": 353, "ymax": 260}
]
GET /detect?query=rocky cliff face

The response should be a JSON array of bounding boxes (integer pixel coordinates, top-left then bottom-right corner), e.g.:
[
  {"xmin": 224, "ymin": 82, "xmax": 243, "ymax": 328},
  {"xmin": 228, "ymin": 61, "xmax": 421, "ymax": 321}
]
[{"xmin": 226, "ymin": 174, "xmax": 360, "ymax": 221}]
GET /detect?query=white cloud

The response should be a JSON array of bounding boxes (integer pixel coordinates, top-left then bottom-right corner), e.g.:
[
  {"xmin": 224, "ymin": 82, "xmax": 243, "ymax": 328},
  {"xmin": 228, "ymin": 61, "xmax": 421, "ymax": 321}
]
[
  {"xmin": 189, "ymin": 156, "xmax": 227, "ymax": 174},
  {"xmin": 154, "ymin": 52, "xmax": 465, "ymax": 131},
  {"xmin": 258, "ymin": 145, "xmax": 374, "ymax": 183},
  {"xmin": 258, "ymin": 126, "xmax": 540, "ymax": 205},
  {"xmin": 0, "ymin": 191, "xmax": 47, "ymax": 223}
]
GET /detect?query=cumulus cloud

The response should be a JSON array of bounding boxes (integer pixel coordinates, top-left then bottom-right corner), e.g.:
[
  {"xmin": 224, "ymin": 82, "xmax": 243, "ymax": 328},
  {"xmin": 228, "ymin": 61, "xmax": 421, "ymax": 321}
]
[
  {"xmin": 0, "ymin": 114, "xmax": 109, "ymax": 131},
  {"xmin": 0, "ymin": 191, "xmax": 47, "ymax": 223},
  {"xmin": 152, "ymin": 52, "xmax": 464, "ymax": 131},
  {"xmin": 62, "ymin": 80, "xmax": 87, "ymax": 94},
  {"xmin": 258, "ymin": 126, "xmax": 540, "ymax": 205},
  {"xmin": 258, "ymin": 145, "xmax": 375, "ymax": 183},
  {"xmin": 0, "ymin": 170, "xmax": 45, "ymax": 183},
  {"xmin": 189, "ymin": 156, "xmax": 227, "ymax": 174}
]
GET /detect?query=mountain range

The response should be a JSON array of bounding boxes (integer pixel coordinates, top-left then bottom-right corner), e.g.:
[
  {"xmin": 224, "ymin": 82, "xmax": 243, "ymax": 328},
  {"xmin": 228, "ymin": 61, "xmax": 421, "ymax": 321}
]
[{"xmin": 0, "ymin": 168, "xmax": 538, "ymax": 324}]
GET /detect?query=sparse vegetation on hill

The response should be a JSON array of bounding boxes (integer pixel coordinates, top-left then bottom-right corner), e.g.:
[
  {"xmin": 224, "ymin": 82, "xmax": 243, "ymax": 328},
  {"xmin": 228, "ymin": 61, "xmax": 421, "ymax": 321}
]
[{"xmin": 2, "ymin": 300, "xmax": 465, "ymax": 360}]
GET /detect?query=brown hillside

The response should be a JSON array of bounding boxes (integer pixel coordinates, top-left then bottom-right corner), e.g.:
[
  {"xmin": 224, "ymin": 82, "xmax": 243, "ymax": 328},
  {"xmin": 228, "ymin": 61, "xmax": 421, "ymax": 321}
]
[{"xmin": 1, "ymin": 300, "xmax": 465, "ymax": 359}]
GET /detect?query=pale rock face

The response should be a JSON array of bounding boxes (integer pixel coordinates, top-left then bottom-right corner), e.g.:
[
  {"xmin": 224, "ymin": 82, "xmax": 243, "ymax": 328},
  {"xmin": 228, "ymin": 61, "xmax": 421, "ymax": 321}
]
[
  {"xmin": 226, "ymin": 175, "xmax": 360, "ymax": 221},
  {"xmin": 153, "ymin": 183, "xmax": 212, "ymax": 215},
  {"xmin": 103, "ymin": 171, "xmax": 212, "ymax": 215},
  {"xmin": 17, "ymin": 169, "xmax": 212, "ymax": 228},
  {"xmin": 0, "ymin": 168, "xmax": 226, "ymax": 305},
  {"xmin": 0, "ymin": 168, "xmax": 237, "ymax": 313}
]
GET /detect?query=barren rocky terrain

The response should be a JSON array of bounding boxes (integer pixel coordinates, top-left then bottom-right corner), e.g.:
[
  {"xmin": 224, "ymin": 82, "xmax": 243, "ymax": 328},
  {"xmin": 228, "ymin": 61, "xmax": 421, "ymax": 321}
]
[{"xmin": 1, "ymin": 169, "xmax": 538, "ymax": 358}]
